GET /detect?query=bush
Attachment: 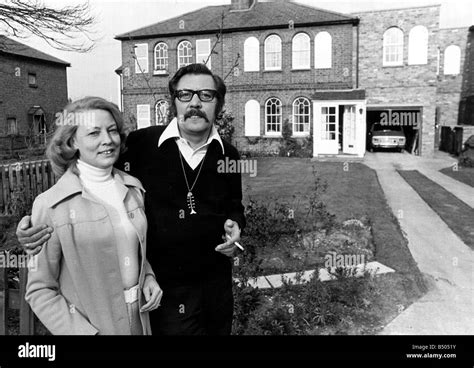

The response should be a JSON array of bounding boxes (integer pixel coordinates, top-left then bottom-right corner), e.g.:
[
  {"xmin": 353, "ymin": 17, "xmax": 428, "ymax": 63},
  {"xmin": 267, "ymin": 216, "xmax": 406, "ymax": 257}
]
[
  {"xmin": 278, "ymin": 119, "xmax": 313, "ymax": 158},
  {"xmin": 215, "ymin": 110, "xmax": 235, "ymax": 143}
]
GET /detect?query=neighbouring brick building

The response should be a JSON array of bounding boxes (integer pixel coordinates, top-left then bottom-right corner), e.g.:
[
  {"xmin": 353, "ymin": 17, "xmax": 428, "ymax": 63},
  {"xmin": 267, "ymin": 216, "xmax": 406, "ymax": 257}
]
[
  {"xmin": 0, "ymin": 36, "xmax": 69, "ymax": 153},
  {"xmin": 115, "ymin": 0, "xmax": 471, "ymax": 157}
]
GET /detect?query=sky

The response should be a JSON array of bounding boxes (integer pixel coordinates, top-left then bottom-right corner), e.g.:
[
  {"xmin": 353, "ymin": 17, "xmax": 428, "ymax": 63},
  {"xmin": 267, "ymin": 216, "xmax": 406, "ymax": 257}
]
[{"xmin": 3, "ymin": 0, "xmax": 474, "ymax": 105}]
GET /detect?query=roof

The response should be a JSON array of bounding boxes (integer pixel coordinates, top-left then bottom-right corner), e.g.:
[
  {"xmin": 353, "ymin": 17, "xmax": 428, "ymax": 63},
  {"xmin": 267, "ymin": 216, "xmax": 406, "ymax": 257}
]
[
  {"xmin": 0, "ymin": 36, "xmax": 70, "ymax": 66},
  {"xmin": 115, "ymin": 1, "xmax": 358, "ymax": 40},
  {"xmin": 311, "ymin": 90, "xmax": 366, "ymax": 100}
]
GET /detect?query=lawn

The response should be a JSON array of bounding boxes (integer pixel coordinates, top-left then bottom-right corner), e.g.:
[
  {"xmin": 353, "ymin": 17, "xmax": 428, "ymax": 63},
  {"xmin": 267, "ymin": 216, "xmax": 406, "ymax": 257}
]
[
  {"xmin": 243, "ymin": 158, "xmax": 425, "ymax": 276},
  {"xmin": 234, "ymin": 157, "xmax": 427, "ymax": 335},
  {"xmin": 439, "ymin": 166, "xmax": 474, "ymax": 188}
]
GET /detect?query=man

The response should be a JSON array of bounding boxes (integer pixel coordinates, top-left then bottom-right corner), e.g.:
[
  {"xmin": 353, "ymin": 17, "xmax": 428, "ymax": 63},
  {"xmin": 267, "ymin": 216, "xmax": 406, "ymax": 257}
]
[{"xmin": 16, "ymin": 63, "xmax": 245, "ymax": 335}]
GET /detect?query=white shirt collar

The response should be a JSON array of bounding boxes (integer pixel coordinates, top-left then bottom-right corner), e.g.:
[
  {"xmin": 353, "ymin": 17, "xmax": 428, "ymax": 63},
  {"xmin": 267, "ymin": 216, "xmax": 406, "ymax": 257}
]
[{"xmin": 157, "ymin": 117, "xmax": 225, "ymax": 154}]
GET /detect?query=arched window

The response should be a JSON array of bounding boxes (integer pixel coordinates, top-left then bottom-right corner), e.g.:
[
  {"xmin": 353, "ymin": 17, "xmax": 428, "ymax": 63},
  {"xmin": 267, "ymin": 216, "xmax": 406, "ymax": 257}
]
[
  {"xmin": 245, "ymin": 100, "xmax": 260, "ymax": 136},
  {"xmin": 292, "ymin": 33, "xmax": 310, "ymax": 69},
  {"xmin": 408, "ymin": 26, "xmax": 428, "ymax": 65},
  {"xmin": 265, "ymin": 98, "xmax": 282, "ymax": 135},
  {"xmin": 155, "ymin": 100, "xmax": 169, "ymax": 125},
  {"xmin": 444, "ymin": 45, "xmax": 461, "ymax": 75},
  {"xmin": 177, "ymin": 40, "xmax": 192, "ymax": 69},
  {"xmin": 314, "ymin": 32, "xmax": 332, "ymax": 69},
  {"xmin": 244, "ymin": 37, "xmax": 260, "ymax": 72},
  {"xmin": 264, "ymin": 35, "xmax": 282, "ymax": 70},
  {"xmin": 383, "ymin": 27, "xmax": 404, "ymax": 66},
  {"xmin": 154, "ymin": 42, "xmax": 168, "ymax": 72},
  {"xmin": 292, "ymin": 97, "xmax": 310, "ymax": 135}
]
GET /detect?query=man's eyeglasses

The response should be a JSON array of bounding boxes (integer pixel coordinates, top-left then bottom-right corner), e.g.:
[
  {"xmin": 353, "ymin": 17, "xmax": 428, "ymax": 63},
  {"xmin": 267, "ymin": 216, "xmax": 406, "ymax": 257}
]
[{"xmin": 175, "ymin": 89, "xmax": 217, "ymax": 102}]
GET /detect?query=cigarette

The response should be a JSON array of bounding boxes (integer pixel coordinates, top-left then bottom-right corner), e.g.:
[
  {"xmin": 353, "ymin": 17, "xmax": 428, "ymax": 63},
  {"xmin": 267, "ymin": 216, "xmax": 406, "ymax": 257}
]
[{"xmin": 226, "ymin": 234, "xmax": 244, "ymax": 251}]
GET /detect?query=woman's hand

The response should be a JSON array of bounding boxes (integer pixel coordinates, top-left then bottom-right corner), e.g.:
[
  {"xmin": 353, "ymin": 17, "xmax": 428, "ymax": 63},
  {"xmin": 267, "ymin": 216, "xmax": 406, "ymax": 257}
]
[{"xmin": 140, "ymin": 275, "xmax": 163, "ymax": 312}]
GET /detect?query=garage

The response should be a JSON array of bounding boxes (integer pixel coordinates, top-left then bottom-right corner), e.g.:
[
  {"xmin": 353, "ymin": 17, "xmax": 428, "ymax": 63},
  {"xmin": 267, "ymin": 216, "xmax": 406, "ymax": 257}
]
[{"xmin": 366, "ymin": 107, "xmax": 422, "ymax": 155}]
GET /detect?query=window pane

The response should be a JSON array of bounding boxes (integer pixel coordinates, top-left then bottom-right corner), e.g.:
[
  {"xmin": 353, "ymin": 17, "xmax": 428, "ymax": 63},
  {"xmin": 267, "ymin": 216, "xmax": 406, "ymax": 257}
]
[
  {"xmin": 383, "ymin": 28, "xmax": 403, "ymax": 66},
  {"xmin": 265, "ymin": 35, "xmax": 282, "ymax": 70},
  {"xmin": 154, "ymin": 43, "xmax": 168, "ymax": 71},
  {"xmin": 293, "ymin": 33, "xmax": 310, "ymax": 69},
  {"xmin": 265, "ymin": 98, "xmax": 282, "ymax": 133},
  {"xmin": 292, "ymin": 97, "xmax": 310, "ymax": 134},
  {"xmin": 155, "ymin": 100, "xmax": 169, "ymax": 125},
  {"xmin": 178, "ymin": 41, "xmax": 192, "ymax": 68}
]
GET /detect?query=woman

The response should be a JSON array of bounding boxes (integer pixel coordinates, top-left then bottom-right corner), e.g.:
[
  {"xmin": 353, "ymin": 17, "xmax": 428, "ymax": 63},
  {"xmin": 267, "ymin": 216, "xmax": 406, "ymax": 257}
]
[{"xmin": 25, "ymin": 96, "xmax": 162, "ymax": 335}]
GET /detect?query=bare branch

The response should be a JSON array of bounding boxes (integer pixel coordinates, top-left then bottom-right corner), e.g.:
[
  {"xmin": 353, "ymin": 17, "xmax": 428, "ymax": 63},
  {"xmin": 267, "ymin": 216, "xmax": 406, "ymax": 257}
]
[{"xmin": 0, "ymin": 0, "xmax": 96, "ymax": 52}]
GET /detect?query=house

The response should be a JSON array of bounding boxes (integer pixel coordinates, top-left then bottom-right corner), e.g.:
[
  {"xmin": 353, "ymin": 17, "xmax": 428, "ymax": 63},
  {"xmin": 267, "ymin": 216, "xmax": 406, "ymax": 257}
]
[
  {"xmin": 115, "ymin": 0, "xmax": 367, "ymax": 157},
  {"xmin": 0, "ymin": 36, "xmax": 69, "ymax": 155},
  {"xmin": 115, "ymin": 0, "xmax": 470, "ymax": 157}
]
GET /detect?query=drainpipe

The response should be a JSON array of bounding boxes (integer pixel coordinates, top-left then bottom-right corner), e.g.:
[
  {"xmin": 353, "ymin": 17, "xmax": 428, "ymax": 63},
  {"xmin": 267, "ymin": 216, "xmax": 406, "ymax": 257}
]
[{"xmin": 356, "ymin": 21, "xmax": 360, "ymax": 89}]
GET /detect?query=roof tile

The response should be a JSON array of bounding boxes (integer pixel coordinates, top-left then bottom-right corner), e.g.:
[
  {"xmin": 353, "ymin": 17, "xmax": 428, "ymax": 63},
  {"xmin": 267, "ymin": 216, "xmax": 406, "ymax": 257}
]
[{"xmin": 116, "ymin": 1, "xmax": 357, "ymax": 40}]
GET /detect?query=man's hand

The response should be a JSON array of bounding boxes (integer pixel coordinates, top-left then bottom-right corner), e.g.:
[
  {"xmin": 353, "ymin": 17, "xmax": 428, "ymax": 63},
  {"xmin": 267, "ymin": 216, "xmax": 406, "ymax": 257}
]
[
  {"xmin": 16, "ymin": 215, "xmax": 53, "ymax": 256},
  {"xmin": 215, "ymin": 219, "xmax": 241, "ymax": 257},
  {"xmin": 140, "ymin": 275, "xmax": 163, "ymax": 312}
]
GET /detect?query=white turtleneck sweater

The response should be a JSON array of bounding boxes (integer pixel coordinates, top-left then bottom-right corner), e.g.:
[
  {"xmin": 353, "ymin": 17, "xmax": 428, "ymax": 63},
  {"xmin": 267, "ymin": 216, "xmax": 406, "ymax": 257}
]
[{"xmin": 76, "ymin": 159, "xmax": 139, "ymax": 289}]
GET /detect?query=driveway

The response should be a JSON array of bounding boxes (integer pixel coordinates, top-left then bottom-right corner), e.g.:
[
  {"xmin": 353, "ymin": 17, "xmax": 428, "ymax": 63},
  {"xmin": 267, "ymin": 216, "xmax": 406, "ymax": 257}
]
[{"xmin": 364, "ymin": 151, "xmax": 474, "ymax": 334}]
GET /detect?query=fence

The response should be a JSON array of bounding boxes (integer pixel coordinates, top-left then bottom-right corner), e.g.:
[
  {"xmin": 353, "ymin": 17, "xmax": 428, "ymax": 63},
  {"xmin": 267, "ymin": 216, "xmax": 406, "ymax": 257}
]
[
  {"xmin": 0, "ymin": 159, "xmax": 56, "ymax": 335},
  {"xmin": 0, "ymin": 264, "xmax": 34, "ymax": 335},
  {"xmin": 0, "ymin": 159, "xmax": 57, "ymax": 215}
]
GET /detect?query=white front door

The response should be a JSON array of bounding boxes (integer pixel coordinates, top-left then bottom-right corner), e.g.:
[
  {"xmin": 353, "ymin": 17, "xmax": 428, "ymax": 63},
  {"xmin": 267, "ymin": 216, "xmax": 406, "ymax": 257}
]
[
  {"xmin": 343, "ymin": 105, "xmax": 357, "ymax": 154},
  {"xmin": 315, "ymin": 104, "xmax": 339, "ymax": 155}
]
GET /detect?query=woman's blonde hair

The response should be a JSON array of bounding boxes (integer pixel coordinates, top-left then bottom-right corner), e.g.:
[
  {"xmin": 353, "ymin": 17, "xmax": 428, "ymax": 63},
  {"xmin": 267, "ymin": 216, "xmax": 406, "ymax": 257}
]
[{"xmin": 47, "ymin": 96, "xmax": 126, "ymax": 177}]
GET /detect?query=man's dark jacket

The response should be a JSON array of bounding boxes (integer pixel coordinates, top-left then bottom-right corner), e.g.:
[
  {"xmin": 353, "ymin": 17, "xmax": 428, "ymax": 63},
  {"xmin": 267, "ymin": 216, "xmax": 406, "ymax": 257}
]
[{"xmin": 115, "ymin": 126, "xmax": 245, "ymax": 287}]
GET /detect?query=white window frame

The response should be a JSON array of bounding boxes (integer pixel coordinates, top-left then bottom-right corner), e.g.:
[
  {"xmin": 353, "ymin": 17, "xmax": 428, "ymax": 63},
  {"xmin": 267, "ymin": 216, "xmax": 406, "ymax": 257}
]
[
  {"xmin": 244, "ymin": 37, "xmax": 260, "ymax": 72},
  {"xmin": 321, "ymin": 106, "xmax": 337, "ymax": 141},
  {"xmin": 444, "ymin": 45, "xmax": 461, "ymax": 75},
  {"xmin": 292, "ymin": 33, "xmax": 310, "ymax": 70},
  {"xmin": 136, "ymin": 104, "xmax": 151, "ymax": 130},
  {"xmin": 314, "ymin": 32, "xmax": 332, "ymax": 69},
  {"xmin": 265, "ymin": 98, "xmax": 282, "ymax": 136},
  {"xmin": 383, "ymin": 27, "xmax": 404, "ymax": 66},
  {"xmin": 264, "ymin": 35, "xmax": 282, "ymax": 71},
  {"xmin": 134, "ymin": 43, "xmax": 149, "ymax": 73},
  {"xmin": 244, "ymin": 100, "xmax": 261, "ymax": 136},
  {"xmin": 292, "ymin": 97, "xmax": 310, "ymax": 136},
  {"xmin": 155, "ymin": 100, "xmax": 169, "ymax": 126},
  {"xmin": 196, "ymin": 39, "xmax": 211, "ymax": 69},
  {"xmin": 154, "ymin": 42, "xmax": 168, "ymax": 74},
  {"xmin": 408, "ymin": 26, "xmax": 428, "ymax": 65},
  {"xmin": 177, "ymin": 40, "xmax": 192, "ymax": 69}
]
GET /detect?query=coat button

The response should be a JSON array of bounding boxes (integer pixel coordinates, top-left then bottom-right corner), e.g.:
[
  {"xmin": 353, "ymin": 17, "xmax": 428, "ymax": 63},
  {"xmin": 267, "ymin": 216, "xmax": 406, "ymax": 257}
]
[{"xmin": 129, "ymin": 212, "xmax": 134, "ymax": 219}]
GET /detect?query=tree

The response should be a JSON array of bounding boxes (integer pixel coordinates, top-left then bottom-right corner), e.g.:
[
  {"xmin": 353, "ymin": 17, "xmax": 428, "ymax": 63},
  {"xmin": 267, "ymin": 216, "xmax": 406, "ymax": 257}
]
[{"xmin": 0, "ymin": 0, "xmax": 96, "ymax": 52}]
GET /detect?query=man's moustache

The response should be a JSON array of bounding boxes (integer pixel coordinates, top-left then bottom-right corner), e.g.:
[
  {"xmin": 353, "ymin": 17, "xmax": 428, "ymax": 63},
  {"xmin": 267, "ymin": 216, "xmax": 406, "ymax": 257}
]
[{"xmin": 184, "ymin": 109, "xmax": 209, "ymax": 122}]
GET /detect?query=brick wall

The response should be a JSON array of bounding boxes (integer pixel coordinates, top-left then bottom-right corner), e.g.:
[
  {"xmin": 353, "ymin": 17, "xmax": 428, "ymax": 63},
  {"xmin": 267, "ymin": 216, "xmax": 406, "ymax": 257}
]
[
  {"xmin": 436, "ymin": 27, "xmax": 468, "ymax": 126},
  {"xmin": 0, "ymin": 54, "xmax": 68, "ymax": 137}
]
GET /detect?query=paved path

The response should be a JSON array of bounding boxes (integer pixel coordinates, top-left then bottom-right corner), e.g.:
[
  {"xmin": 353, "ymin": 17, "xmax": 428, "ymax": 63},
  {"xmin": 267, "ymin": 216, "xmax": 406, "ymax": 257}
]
[{"xmin": 364, "ymin": 151, "xmax": 474, "ymax": 334}]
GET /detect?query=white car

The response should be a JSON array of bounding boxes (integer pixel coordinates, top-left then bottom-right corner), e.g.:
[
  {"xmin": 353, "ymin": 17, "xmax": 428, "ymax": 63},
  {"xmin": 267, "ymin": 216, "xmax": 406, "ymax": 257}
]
[{"xmin": 369, "ymin": 123, "xmax": 406, "ymax": 152}]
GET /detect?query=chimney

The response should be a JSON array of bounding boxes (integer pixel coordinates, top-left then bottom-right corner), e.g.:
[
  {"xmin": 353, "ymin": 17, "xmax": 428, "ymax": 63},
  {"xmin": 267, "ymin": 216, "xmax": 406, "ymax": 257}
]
[{"xmin": 230, "ymin": 0, "xmax": 256, "ymax": 11}]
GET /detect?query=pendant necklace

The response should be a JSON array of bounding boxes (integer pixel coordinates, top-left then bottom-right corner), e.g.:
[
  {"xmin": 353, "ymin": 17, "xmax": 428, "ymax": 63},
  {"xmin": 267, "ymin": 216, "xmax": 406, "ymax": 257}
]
[{"xmin": 178, "ymin": 148, "xmax": 207, "ymax": 215}]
